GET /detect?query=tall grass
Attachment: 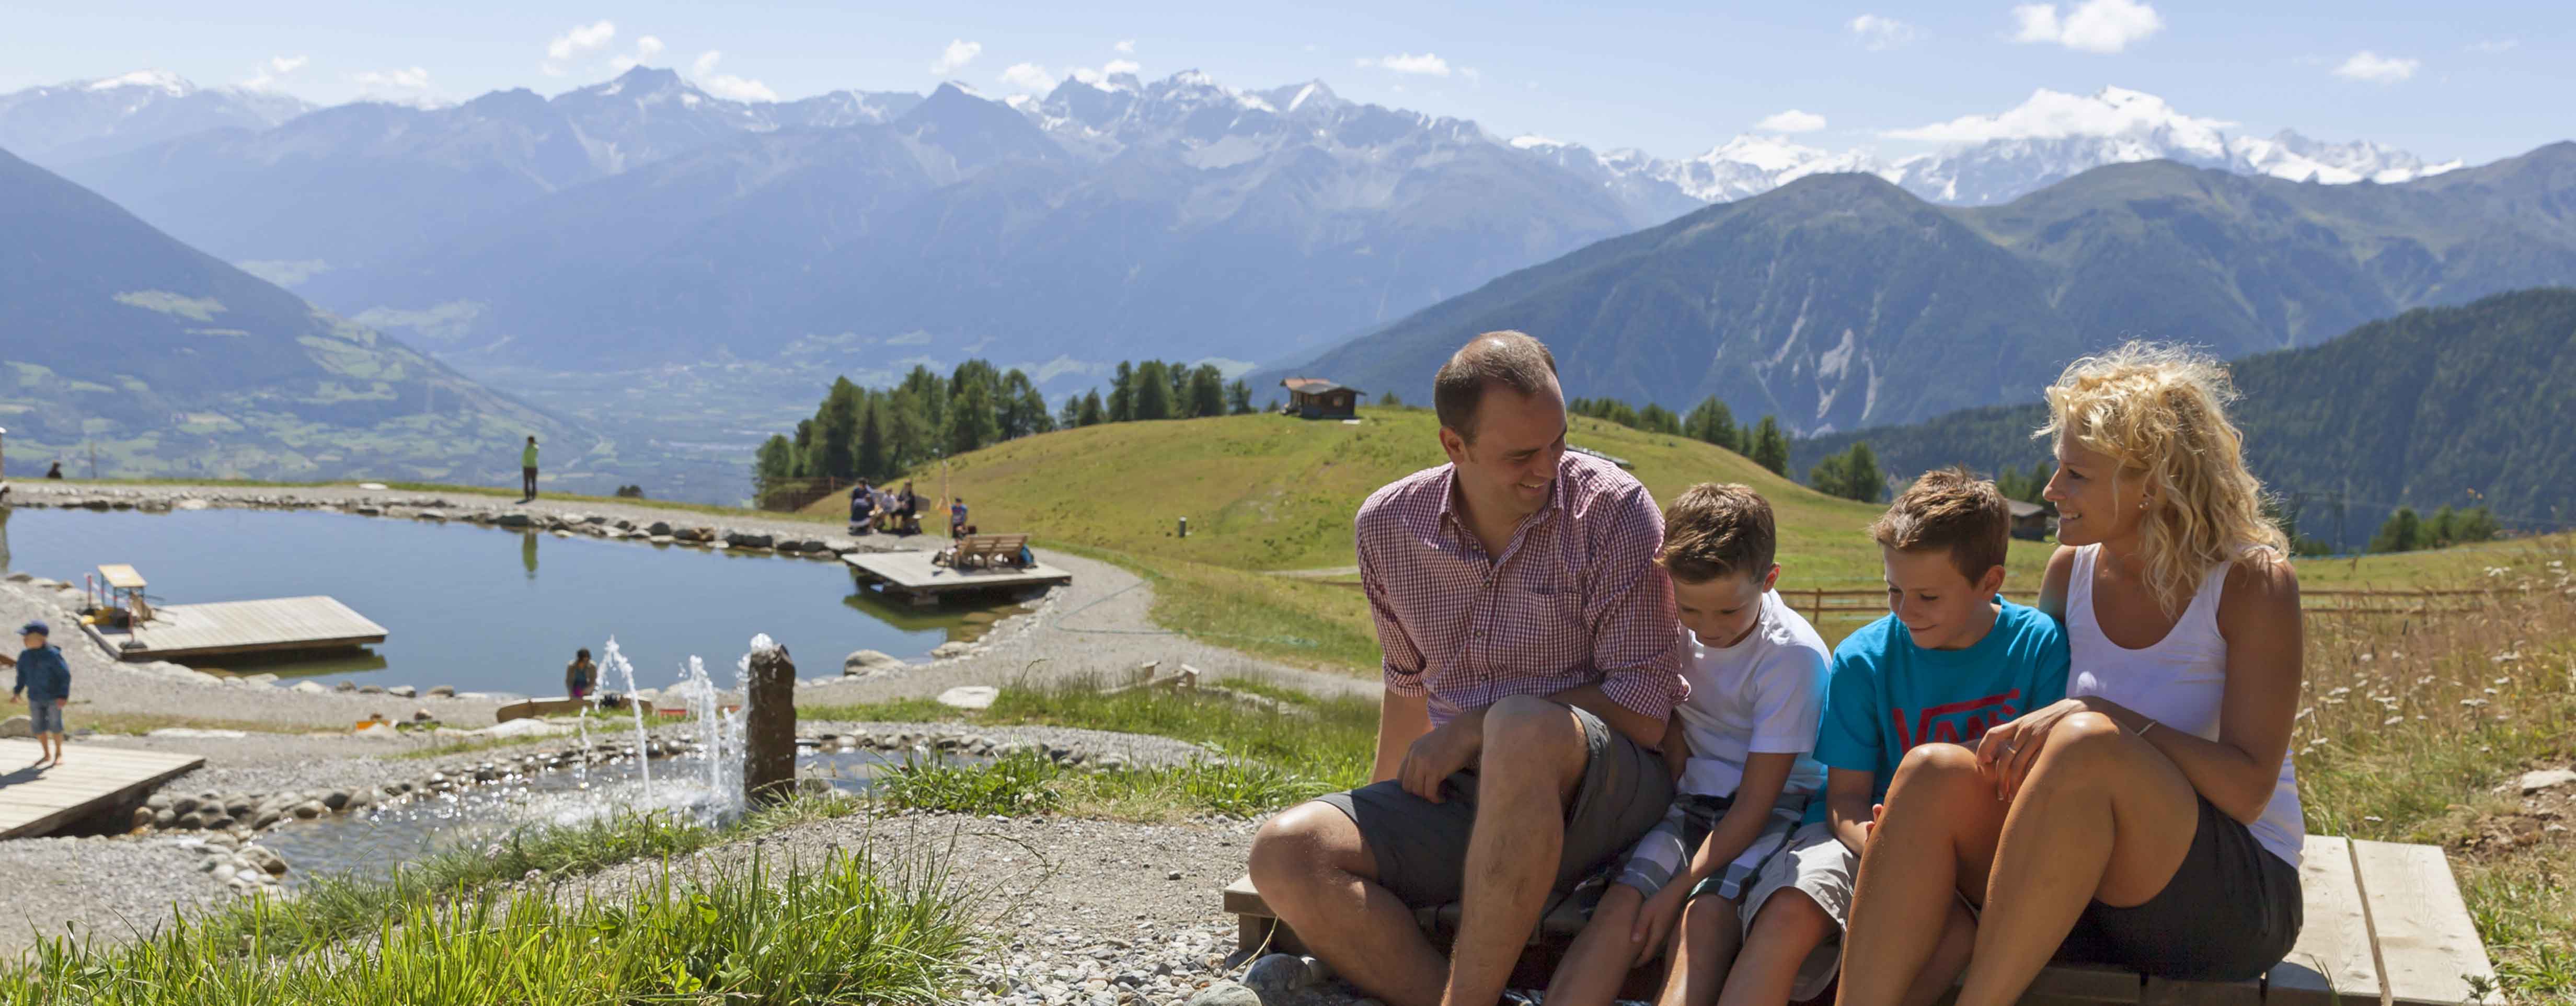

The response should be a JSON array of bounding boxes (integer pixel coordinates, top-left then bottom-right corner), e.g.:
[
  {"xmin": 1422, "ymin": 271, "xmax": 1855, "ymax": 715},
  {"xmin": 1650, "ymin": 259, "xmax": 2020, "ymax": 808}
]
[
  {"xmin": 2, "ymin": 848, "xmax": 976, "ymax": 1005},
  {"xmin": 2291, "ymin": 541, "xmax": 2576, "ymax": 1003}
]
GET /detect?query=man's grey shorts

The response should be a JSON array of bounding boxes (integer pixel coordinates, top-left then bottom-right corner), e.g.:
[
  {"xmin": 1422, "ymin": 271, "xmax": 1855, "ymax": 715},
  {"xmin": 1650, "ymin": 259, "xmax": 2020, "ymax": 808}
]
[
  {"xmin": 28, "ymin": 700, "xmax": 64, "ymax": 735},
  {"xmin": 1314, "ymin": 704, "xmax": 1672, "ymax": 909}
]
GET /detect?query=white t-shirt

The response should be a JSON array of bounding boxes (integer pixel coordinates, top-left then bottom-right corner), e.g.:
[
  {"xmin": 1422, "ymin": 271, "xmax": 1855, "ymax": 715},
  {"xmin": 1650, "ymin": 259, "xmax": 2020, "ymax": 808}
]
[{"xmin": 1673, "ymin": 589, "xmax": 1832, "ymax": 801}]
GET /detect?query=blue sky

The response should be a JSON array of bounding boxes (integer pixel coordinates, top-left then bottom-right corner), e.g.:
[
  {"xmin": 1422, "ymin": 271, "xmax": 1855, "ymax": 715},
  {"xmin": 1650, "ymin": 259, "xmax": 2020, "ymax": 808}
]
[{"xmin": 4, "ymin": 1, "xmax": 2565, "ymax": 163}]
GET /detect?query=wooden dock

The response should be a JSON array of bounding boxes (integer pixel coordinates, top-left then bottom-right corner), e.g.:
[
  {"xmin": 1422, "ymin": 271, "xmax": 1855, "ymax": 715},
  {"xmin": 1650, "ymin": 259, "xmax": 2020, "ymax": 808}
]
[
  {"xmin": 84, "ymin": 596, "xmax": 387, "ymax": 661},
  {"xmin": 845, "ymin": 550, "xmax": 1072, "ymax": 605},
  {"xmin": 0, "ymin": 740, "xmax": 204, "ymax": 838}
]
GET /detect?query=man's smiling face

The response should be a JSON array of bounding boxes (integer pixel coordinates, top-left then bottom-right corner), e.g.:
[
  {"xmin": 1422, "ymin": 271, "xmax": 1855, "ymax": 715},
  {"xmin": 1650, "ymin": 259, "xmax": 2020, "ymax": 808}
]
[{"xmin": 1441, "ymin": 378, "xmax": 1568, "ymax": 525}]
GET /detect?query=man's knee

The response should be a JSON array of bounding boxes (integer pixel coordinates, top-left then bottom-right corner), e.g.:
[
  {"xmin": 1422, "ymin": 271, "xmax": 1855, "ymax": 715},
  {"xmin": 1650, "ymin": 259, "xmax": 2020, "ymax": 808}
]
[
  {"xmin": 1481, "ymin": 694, "xmax": 1583, "ymax": 765},
  {"xmin": 1249, "ymin": 802, "xmax": 1370, "ymax": 895}
]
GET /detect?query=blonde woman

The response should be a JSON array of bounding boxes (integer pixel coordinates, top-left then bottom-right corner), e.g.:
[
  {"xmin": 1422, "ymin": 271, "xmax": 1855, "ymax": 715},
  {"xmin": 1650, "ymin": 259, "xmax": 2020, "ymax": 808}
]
[{"xmin": 1836, "ymin": 343, "xmax": 2304, "ymax": 1005}]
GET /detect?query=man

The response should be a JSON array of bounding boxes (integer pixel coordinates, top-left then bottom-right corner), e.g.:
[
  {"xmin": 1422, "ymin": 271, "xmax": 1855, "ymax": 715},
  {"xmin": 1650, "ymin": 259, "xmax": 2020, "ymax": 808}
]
[
  {"xmin": 520, "ymin": 436, "xmax": 540, "ymax": 501},
  {"xmin": 4, "ymin": 621, "xmax": 72, "ymax": 769},
  {"xmin": 1247, "ymin": 331, "xmax": 1686, "ymax": 1006},
  {"xmin": 848, "ymin": 480, "xmax": 878, "ymax": 535}
]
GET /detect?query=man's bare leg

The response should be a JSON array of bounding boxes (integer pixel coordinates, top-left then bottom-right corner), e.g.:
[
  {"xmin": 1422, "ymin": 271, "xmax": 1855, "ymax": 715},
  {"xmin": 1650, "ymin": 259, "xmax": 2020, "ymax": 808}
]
[
  {"xmin": 1545, "ymin": 883, "xmax": 1650, "ymax": 1006},
  {"xmin": 1445, "ymin": 695, "xmax": 1592, "ymax": 1005},
  {"xmin": 1248, "ymin": 802, "xmax": 1450, "ymax": 1006},
  {"xmin": 1655, "ymin": 894, "xmax": 1744, "ymax": 1006}
]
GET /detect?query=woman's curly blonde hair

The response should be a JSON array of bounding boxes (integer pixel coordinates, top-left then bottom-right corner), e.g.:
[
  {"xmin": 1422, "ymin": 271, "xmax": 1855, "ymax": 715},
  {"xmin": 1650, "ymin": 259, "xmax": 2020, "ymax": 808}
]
[{"xmin": 2038, "ymin": 342, "xmax": 2286, "ymax": 616}]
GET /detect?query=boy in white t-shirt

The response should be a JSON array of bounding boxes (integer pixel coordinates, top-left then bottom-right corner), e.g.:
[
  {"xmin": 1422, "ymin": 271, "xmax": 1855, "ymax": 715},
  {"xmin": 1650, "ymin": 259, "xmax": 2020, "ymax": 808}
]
[{"xmin": 1545, "ymin": 483, "xmax": 1831, "ymax": 1006}]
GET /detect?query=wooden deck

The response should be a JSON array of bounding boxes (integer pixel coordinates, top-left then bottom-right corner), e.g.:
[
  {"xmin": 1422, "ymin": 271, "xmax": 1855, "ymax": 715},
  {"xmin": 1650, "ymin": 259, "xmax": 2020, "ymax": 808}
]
[
  {"xmin": 844, "ymin": 550, "xmax": 1071, "ymax": 604},
  {"xmin": 1223, "ymin": 833, "xmax": 2496, "ymax": 1005},
  {"xmin": 84, "ymin": 596, "xmax": 387, "ymax": 661},
  {"xmin": 0, "ymin": 740, "xmax": 204, "ymax": 838}
]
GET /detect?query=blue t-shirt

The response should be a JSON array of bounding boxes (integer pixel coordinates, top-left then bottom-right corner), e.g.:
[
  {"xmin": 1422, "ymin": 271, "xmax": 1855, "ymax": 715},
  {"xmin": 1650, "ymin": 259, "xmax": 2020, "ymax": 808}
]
[{"xmin": 1811, "ymin": 599, "xmax": 2069, "ymax": 817}]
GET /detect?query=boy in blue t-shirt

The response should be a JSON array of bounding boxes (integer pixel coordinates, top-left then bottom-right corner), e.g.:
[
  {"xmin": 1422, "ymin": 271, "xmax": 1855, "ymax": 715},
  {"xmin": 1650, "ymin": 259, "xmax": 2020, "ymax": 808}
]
[{"xmin": 1728, "ymin": 468, "xmax": 2069, "ymax": 1005}]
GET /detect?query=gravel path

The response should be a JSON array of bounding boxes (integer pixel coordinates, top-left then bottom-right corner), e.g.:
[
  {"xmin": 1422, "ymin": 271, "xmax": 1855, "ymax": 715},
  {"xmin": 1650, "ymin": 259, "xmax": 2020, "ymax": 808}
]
[{"xmin": 0, "ymin": 835, "xmax": 236, "ymax": 952}]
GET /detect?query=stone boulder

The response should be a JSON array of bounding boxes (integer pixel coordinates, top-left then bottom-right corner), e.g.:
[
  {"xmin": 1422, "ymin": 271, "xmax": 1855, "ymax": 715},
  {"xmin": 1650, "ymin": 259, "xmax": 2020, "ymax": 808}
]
[
  {"xmin": 0, "ymin": 715, "xmax": 28, "ymax": 738},
  {"xmin": 387, "ymin": 685, "xmax": 417, "ymax": 698},
  {"xmin": 494, "ymin": 512, "xmax": 534, "ymax": 528},
  {"xmin": 724, "ymin": 530, "xmax": 774, "ymax": 549},
  {"xmin": 647, "ymin": 521, "xmax": 672, "ymax": 536},
  {"xmin": 929, "ymin": 641, "xmax": 975, "ymax": 660},
  {"xmin": 290, "ymin": 681, "xmax": 330, "ymax": 694},
  {"xmin": 936, "ymin": 686, "xmax": 998, "ymax": 710},
  {"xmin": 427, "ymin": 685, "xmax": 456, "ymax": 698},
  {"xmin": 842, "ymin": 650, "xmax": 903, "ymax": 676}
]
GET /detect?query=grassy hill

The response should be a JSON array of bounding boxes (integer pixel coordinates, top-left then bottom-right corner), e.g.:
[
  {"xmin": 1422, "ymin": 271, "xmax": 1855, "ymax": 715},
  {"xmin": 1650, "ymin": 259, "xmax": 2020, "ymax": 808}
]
[{"xmin": 812, "ymin": 407, "xmax": 2060, "ymax": 669}]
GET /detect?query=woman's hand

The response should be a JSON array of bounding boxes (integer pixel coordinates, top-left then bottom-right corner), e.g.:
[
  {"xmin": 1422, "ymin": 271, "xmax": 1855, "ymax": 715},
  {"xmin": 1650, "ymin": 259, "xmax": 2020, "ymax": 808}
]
[
  {"xmin": 1977, "ymin": 699, "xmax": 2093, "ymax": 803},
  {"xmin": 1628, "ymin": 880, "xmax": 1690, "ymax": 968}
]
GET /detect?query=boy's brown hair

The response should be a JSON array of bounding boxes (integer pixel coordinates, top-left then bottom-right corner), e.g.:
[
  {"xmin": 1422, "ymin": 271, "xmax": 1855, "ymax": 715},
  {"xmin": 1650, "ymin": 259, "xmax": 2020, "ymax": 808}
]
[
  {"xmin": 1657, "ymin": 483, "xmax": 1776, "ymax": 584},
  {"xmin": 1870, "ymin": 467, "xmax": 2011, "ymax": 582}
]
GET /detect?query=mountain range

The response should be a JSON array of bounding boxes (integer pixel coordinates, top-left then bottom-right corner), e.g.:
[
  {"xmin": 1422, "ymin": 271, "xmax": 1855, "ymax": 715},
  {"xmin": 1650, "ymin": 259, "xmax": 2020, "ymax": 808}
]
[
  {"xmin": 0, "ymin": 70, "xmax": 312, "ymax": 165},
  {"xmin": 2, "ymin": 68, "xmax": 2476, "ymax": 386},
  {"xmin": 0, "ymin": 146, "xmax": 575, "ymax": 483},
  {"xmin": 1260, "ymin": 141, "xmax": 2576, "ymax": 434},
  {"xmin": 1788, "ymin": 288, "xmax": 2576, "ymax": 548}
]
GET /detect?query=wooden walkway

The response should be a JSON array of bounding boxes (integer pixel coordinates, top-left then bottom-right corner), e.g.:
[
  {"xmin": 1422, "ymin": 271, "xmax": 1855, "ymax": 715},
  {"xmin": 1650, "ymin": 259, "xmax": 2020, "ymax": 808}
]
[
  {"xmin": 84, "ymin": 596, "xmax": 387, "ymax": 661},
  {"xmin": 1224, "ymin": 834, "xmax": 2496, "ymax": 1005},
  {"xmin": 0, "ymin": 740, "xmax": 204, "ymax": 838},
  {"xmin": 844, "ymin": 550, "xmax": 1072, "ymax": 604}
]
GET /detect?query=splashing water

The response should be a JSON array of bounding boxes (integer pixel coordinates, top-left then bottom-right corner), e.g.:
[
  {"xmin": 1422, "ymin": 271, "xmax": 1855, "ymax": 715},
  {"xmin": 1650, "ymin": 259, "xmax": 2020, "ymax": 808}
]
[{"xmin": 601, "ymin": 637, "xmax": 651, "ymax": 800}]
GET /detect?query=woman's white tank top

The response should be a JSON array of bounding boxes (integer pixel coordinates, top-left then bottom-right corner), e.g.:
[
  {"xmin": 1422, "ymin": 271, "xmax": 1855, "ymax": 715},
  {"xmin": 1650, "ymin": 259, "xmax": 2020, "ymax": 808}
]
[{"xmin": 2066, "ymin": 544, "xmax": 2304, "ymax": 868}]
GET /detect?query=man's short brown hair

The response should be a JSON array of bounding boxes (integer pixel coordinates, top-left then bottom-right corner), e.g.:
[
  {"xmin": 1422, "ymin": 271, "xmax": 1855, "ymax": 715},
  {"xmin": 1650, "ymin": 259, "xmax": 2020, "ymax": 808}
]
[
  {"xmin": 1658, "ymin": 483, "xmax": 1777, "ymax": 584},
  {"xmin": 1433, "ymin": 331, "xmax": 1559, "ymax": 443},
  {"xmin": 1870, "ymin": 467, "xmax": 2011, "ymax": 582}
]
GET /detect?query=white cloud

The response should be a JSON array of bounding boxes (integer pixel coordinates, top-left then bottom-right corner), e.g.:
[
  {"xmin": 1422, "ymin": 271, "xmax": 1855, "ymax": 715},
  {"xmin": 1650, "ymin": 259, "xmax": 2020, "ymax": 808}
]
[
  {"xmin": 1848, "ymin": 15, "xmax": 1923, "ymax": 51},
  {"xmin": 1103, "ymin": 59, "xmax": 1141, "ymax": 76},
  {"xmin": 688, "ymin": 51, "xmax": 777, "ymax": 101},
  {"xmin": 2467, "ymin": 38, "xmax": 2518, "ymax": 53},
  {"xmin": 1756, "ymin": 109, "xmax": 1827, "ymax": 133},
  {"xmin": 240, "ymin": 54, "xmax": 308, "ymax": 90},
  {"xmin": 351, "ymin": 66, "xmax": 432, "ymax": 94},
  {"xmin": 611, "ymin": 36, "xmax": 665, "ymax": 72},
  {"xmin": 1357, "ymin": 52, "xmax": 1451, "ymax": 76},
  {"xmin": 2333, "ymin": 50, "xmax": 2419, "ymax": 83},
  {"xmin": 2010, "ymin": 0, "xmax": 2163, "ymax": 53},
  {"xmin": 1114, "ymin": 39, "xmax": 1136, "ymax": 54},
  {"xmin": 930, "ymin": 39, "xmax": 982, "ymax": 75},
  {"xmin": 1886, "ymin": 86, "xmax": 2229, "ymax": 143},
  {"xmin": 546, "ymin": 19, "xmax": 616, "ymax": 61},
  {"xmin": 997, "ymin": 62, "xmax": 1056, "ymax": 93},
  {"xmin": 1460, "ymin": 66, "xmax": 1482, "ymax": 85}
]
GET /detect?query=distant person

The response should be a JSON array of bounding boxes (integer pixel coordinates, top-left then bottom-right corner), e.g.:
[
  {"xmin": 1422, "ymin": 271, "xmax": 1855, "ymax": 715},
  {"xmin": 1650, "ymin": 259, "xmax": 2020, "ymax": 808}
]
[
  {"xmin": 848, "ymin": 480, "xmax": 877, "ymax": 535},
  {"xmin": 898, "ymin": 480, "xmax": 919, "ymax": 535},
  {"xmin": 566, "ymin": 647, "xmax": 596, "ymax": 700},
  {"xmin": 43, "ymin": 461, "xmax": 62, "ymax": 480},
  {"xmin": 4, "ymin": 620, "xmax": 72, "ymax": 769},
  {"xmin": 950, "ymin": 497, "xmax": 969, "ymax": 538},
  {"xmin": 877, "ymin": 486, "xmax": 899, "ymax": 531},
  {"xmin": 519, "ymin": 436, "xmax": 540, "ymax": 502}
]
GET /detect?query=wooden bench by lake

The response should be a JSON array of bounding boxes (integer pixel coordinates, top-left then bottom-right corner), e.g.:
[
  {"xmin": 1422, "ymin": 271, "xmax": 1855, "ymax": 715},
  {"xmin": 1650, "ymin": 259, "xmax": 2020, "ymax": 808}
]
[
  {"xmin": 1222, "ymin": 834, "xmax": 2496, "ymax": 1005},
  {"xmin": 844, "ymin": 548, "xmax": 1070, "ymax": 606},
  {"xmin": 941, "ymin": 533, "xmax": 1032, "ymax": 571}
]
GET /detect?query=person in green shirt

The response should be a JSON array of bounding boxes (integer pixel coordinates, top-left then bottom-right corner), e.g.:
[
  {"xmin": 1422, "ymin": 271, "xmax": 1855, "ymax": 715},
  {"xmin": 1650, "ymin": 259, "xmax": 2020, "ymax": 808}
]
[{"xmin": 520, "ymin": 436, "xmax": 539, "ymax": 501}]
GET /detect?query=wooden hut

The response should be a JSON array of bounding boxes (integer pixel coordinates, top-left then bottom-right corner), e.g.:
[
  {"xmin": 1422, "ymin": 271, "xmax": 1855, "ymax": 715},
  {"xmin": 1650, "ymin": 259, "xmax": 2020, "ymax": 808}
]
[
  {"xmin": 2007, "ymin": 500, "xmax": 2056, "ymax": 540},
  {"xmin": 1279, "ymin": 378, "xmax": 1363, "ymax": 420}
]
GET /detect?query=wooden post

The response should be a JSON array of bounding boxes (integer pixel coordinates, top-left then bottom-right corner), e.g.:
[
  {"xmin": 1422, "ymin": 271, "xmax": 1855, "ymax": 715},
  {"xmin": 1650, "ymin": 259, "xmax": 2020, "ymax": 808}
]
[
  {"xmin": 743, "ymin": 646, "xmax": 797, "ymax": 806},
  {"xmin": 1810, "ymin": 587, "xmax": 1824, "ymax": 626}
]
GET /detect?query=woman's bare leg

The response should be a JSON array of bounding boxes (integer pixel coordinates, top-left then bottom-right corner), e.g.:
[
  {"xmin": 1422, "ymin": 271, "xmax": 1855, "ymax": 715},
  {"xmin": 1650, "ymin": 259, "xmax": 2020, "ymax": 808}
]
[
  {"xmin": 1954, "ymin": 713, "xmax": 2199, "ymax": 1006},
  {"xmin": 1834, "ymin": 744, "xmax": 2007, "ymax": 1006}
]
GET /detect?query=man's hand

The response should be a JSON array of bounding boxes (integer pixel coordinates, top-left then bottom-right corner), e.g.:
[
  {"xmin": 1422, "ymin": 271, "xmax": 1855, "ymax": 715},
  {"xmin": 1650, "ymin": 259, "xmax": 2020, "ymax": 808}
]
[
  {"xmin": 1660, "ymin": 716, "xmax": 1692, "ymax": 784},
  {"xmin": 1398, "ymin": 719, "xmax": 1481, "ymax": 803},
  {"xmin": 1627, "ymin": 879, "xmax": 1690, "ymax": 967}
]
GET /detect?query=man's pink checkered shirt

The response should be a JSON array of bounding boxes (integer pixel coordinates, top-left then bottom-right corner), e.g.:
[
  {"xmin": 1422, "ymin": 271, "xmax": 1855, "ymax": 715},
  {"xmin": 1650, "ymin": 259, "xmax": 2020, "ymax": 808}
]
[{"xmin": 1355, "ymin": 450, "xmax": 1687, "ymax": 727}]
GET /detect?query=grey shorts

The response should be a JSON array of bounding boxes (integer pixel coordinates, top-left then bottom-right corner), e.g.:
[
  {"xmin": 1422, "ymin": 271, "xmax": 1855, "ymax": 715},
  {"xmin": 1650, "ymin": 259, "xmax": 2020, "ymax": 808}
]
[
  {"xmin": 29, "ymin": 699, "xmax": 64, "ymax": 735},
  {"xmin": 2055, "ymin": 795, "xmax": 2303, "ymax": 980},
  {"xmin": 1314, "ymin": 703, "xmax": 1672, "ymax": 909},
  {"xmin": 1738, "ymin": 821, "xmax": 1856, "ymax": 1002}
]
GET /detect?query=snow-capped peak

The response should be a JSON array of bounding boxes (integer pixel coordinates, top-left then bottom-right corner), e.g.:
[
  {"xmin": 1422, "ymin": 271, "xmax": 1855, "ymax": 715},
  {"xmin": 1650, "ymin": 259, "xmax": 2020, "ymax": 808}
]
[
  {"xmin": 1510, "ymin": 134, "xmax": 1569, "ymax": 150},
  {"xmin": 2230, "ymin": 129, "xmax": 2462, "ymax": 184},
  {"xmin": 86, "ymin": 70, "xmax": 193, "ymax": 96}
]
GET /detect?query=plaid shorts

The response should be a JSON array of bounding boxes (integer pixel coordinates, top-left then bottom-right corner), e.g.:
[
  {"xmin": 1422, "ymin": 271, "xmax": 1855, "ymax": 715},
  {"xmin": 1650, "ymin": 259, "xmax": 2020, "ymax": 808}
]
[{"xmin": 1613, "ymin": 789, "xmax": 1808, "ymax": 903}]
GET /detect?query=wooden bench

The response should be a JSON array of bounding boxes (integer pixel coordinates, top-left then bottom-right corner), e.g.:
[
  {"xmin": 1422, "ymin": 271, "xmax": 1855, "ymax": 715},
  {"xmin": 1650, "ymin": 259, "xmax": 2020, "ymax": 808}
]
[
  {"xmin": 940, "ymin": 533, "xmax": 1031, "ymax": 570},
  {"xmin": 1223, "ymin": 835, "xmax": 2497, "ymax": 1004}
]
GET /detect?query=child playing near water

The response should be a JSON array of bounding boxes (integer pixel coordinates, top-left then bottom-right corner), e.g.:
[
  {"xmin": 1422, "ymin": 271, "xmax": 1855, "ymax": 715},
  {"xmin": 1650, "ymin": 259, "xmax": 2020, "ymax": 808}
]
[
  {"xmin": 1722, "ymin": 468, "xmax": 2069, "ymax": 1006},
  {"xmin": 5, "ymin": 620, "xmax": 73, "ymax": 768},
  {"xmin": 1544, "ymin": 484, "xmax": 1831, "ymax": 1006}
]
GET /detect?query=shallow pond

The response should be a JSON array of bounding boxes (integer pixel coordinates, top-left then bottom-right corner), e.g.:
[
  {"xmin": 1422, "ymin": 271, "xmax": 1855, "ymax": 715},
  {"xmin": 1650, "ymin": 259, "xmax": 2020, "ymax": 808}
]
[
  {"xmin": 0, "ymin": 508, "xmax": 1007, "ymax": 693},
  {"xmin": 247, "ymin": 745, "xmax": 944, "ymax": 882}
]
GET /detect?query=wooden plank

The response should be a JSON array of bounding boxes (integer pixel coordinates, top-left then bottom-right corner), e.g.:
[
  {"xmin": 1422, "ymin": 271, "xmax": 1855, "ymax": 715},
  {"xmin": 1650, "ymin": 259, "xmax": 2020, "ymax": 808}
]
[
  {"xmin": 2350, "ymin": 840, "xmax": 2497, "ymax": 1006},
  {"xmin": 89, "ymin": 596, "xmax": 387, "ymax": 660},
  {"xmin": 844, "ymin": 551, "xmax": 1072, "ymax": 595},
  {"xmin": 2140, "ymin": 976, "xmax": 2260, "ymax": 1006},
  {"xmin": 0, "ymin": 739, "xmax": 202, "ymax": 838},
  {"xmin": 2025, "ymin": 963, "xmax": 2145, "ymax": 1004},
  {"xmin": 1224, "ymin": 874, "xmax": 1272, "ymax": 918},
  {"xmin": 97, "ymin": 563, "xmax": 146, "ymax": 589}
]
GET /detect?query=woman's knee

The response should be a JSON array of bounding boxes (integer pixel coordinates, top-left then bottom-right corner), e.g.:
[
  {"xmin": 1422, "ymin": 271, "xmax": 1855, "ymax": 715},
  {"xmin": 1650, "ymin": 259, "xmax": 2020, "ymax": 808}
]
[{"xmin": 2035, "ymin": 711, "xmax": 2133, "ymax": 772}]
